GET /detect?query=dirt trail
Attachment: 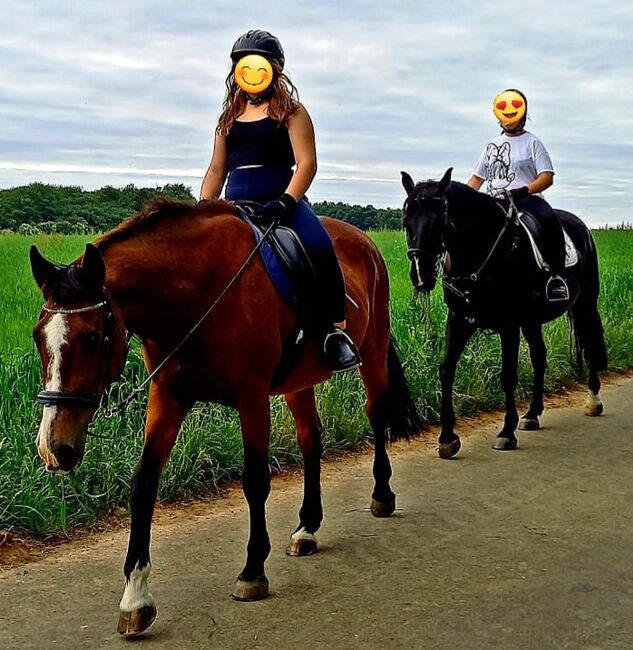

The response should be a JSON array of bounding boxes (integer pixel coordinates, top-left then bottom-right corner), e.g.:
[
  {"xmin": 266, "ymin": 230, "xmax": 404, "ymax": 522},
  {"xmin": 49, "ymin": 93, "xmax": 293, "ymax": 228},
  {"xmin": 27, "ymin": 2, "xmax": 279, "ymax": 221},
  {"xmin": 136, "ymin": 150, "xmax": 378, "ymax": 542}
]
[{"xmin": 2, "ymin": 377, "xmax": 632, "ymax": 650}]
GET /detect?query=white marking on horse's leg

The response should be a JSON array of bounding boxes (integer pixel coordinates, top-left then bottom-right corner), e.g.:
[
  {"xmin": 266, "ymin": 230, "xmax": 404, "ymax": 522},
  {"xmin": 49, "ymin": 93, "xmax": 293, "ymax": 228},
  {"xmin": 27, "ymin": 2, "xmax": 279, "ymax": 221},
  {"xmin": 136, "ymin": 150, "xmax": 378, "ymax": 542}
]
[
  {"xmin": 585, "ymin": 389, "xmax": 604, "ymax": 416},
  {"xmin": 37, "ymin": 314, "xmax": 68, "ymax": 465},
  {"xmin": 291, "ymin": 526, "xmax": 317, "ymax": 544},
  {"xmin": 119, "ymin": 562, "xmax": 155, "ymax": 613}
]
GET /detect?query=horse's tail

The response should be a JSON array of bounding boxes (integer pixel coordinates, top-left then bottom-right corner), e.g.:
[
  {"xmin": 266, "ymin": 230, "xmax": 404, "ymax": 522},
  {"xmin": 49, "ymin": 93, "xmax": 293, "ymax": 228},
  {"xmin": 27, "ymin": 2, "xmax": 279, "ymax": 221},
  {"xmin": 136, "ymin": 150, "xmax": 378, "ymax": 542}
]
[
  {"xmin": 568, "ymin": 235, "xmax": 608, "ymax": 373},
  {"xmin": 383, "ymin": 335, "xmax": 424, "ymax": 442}
]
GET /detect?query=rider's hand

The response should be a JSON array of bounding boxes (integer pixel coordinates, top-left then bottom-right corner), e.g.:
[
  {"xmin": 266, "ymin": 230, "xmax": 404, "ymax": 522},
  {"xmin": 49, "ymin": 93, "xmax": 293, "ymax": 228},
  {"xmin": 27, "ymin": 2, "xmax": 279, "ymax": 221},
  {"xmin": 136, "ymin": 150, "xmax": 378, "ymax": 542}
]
[
  {"xmin": 509, "ymin": 186, "xmax": 529, "ymax": 200},
  {"xmin": 256, "ymin": 193, "xmax": 297, "ymax": 224}
]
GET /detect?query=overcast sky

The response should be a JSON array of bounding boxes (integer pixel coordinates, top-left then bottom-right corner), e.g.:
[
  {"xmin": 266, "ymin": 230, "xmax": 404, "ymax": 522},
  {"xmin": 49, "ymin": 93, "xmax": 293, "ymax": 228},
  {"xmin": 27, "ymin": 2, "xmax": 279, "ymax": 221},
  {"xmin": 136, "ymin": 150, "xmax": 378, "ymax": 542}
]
[{"xmin": 2, "ymin": 0, "xmax": 632, "ymax": 224}]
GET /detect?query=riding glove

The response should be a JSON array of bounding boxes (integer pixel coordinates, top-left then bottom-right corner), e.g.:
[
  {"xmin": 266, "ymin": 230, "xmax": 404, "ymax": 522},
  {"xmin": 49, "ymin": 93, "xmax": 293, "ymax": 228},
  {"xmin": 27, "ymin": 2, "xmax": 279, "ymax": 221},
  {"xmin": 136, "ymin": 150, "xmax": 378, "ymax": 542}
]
[
  {"xmin": 509, "ymin": 186, "xmax": 529, "ymax": 200},
  {"xmin": 256, "ymin": 193, "xmax": 297, "ymax": 224}
]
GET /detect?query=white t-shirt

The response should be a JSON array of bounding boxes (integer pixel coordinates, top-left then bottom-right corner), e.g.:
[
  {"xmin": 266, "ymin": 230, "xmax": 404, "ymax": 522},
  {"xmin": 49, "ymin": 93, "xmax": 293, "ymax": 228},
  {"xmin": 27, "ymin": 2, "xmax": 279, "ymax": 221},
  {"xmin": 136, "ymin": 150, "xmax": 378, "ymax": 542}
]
[{"xmin": 472, "ymin": 131, "xmax": 554, "ymax": 198}]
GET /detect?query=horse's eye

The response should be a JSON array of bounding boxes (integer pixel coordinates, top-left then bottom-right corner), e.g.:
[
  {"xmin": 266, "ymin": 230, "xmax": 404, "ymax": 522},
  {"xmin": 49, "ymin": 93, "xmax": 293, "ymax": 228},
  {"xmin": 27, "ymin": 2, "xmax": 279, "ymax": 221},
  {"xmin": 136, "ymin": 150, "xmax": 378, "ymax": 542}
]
[{"xmin": 82, "ymin": 332, "xmax": 101, "ymax": 347}]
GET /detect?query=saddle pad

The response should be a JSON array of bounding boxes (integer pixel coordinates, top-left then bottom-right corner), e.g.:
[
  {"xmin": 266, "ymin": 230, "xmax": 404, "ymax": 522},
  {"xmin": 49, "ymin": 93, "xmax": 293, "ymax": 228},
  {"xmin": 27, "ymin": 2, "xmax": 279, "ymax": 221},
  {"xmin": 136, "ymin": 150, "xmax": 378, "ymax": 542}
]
[
  {"xmin": 248, "ymin": 223, "xmax": 299, "ymax": 306},
  {"xmin": 518, "ymin": 212, "xmax": 578, "ymax": 270}
]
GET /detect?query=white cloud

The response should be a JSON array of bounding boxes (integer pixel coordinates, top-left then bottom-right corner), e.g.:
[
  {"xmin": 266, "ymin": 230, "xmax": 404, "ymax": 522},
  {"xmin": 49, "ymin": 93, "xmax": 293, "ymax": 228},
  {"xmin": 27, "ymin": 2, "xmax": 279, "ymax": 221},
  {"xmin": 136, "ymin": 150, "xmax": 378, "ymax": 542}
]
[{"xmin": 0, "ymin": 0, "xmax": 631, "ymax": 224}]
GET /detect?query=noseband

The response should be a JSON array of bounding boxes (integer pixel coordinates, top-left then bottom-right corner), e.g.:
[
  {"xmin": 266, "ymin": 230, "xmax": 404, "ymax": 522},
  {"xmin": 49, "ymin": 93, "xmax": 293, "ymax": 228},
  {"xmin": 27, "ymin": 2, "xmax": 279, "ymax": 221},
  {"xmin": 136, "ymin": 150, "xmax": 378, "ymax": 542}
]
[{"xmin": 36, "ymin": 298, "xmax": 124, "ymax": 410}]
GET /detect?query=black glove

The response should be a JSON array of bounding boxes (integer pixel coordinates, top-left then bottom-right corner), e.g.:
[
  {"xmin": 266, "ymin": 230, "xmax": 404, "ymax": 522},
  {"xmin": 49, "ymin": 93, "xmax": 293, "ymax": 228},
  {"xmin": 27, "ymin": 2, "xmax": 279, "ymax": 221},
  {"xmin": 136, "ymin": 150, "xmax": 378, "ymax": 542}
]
[
  {"xmin": 509, "ymin": 186, "xmax": 529, "ymax": 200},
  {"xmin": 256, "ymin": 193, "xmax": 297, "ymax": 224}
]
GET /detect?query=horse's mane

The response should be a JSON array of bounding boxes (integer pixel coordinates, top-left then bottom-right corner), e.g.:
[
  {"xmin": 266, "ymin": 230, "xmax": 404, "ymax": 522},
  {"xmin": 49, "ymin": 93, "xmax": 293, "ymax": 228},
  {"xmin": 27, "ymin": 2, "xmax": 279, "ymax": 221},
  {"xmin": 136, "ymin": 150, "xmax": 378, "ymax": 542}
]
[
  {"xmin": 411, "ymin": 179, "xmax": 505, "ymax": 221},
  {"xmin": 446, "ymin": 181, "xmax": 503, "ymax": 215},
  {"xmin": 95, "ymin": 198, "xmax": 238, "ymax": 252}
]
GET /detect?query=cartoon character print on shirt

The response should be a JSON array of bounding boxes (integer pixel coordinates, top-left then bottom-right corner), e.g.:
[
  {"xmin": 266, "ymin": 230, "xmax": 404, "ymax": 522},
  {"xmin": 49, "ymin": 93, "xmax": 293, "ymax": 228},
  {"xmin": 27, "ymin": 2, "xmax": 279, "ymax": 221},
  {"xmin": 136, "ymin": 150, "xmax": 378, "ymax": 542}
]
[{"xmin": 484, "ymin": 141, "xmax": 516, "ymax": 197}]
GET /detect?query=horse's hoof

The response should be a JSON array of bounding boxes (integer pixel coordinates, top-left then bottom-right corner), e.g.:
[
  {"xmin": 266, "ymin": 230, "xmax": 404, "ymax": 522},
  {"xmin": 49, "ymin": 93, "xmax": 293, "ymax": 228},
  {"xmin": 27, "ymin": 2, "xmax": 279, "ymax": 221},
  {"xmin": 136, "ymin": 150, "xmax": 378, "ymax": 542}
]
[
  {"xmin": 519, "ymin": 417, "xmax": 540, "ymax": 431},
  {"xmin": 585, "ymin": 403, "xmax": 604, "ymax": 417},
  {"xmin": 371, "ymin": 496, "xmax": 396, "ymax": 518},
  {"xmin": 117, "ymin": 605, "xmax": 157, "ymax": 637},
  {"xmin": 286, "ymin": 528, "xmax": 318, "ymax": 557},
  {"xmin": 232, "ymin": 575, "xmax": 269, "ymax": 601},
  {"xmin": 492, "ymin": 437, "xmax": 518, "ymax": 451},
  {"xmin": 438, "ymin": 438, "xmax": 461, "ymax": 459}
]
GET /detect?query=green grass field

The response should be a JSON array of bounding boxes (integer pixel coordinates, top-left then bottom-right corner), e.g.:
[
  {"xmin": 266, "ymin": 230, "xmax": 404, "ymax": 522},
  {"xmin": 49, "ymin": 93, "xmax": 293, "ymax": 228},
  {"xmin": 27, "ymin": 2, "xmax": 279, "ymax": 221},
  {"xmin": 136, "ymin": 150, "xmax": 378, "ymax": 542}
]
[{"xmin": 1, "ymin": 230, "xmax": 632, "ymax": 536}]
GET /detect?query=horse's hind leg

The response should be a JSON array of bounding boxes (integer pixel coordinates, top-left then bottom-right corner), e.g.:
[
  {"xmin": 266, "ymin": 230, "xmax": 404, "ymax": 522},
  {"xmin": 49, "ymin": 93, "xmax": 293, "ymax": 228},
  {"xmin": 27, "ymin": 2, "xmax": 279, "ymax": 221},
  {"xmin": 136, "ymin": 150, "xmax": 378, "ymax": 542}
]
[
  {"xmin": 118, "ymin": 384, "xmax": 191, "ymax": 637},
  {"xmin": 519, "ymin": 322, "xmax": 546, "ymax": 431},
  {"xmin": 360, "ymin": 357, "xmax": 397, "ymax": 517},
  {"xmin": 492, "ymin": 327, "xmax": 521, "ymax": 451},
  {"xmin": 284, "ymin": 388, "xmax": 323, "ymax": 557}
]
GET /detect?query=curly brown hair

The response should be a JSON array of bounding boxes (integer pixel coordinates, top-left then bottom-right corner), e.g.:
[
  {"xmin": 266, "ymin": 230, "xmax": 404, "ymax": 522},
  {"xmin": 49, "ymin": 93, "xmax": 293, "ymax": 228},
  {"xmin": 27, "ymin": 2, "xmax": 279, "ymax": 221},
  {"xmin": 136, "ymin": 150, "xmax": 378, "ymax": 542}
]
[{"xmin": 216, "ymin": 59, "xmax": 300, "ymax": 135}]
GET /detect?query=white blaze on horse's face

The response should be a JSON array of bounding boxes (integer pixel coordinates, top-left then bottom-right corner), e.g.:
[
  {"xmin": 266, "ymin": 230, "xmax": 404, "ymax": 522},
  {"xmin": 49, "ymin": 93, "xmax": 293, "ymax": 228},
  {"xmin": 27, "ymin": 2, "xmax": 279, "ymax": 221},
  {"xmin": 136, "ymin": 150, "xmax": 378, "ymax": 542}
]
[{"xmin": 36, "ymin": 313, "xmax": 68, "ymax": 468}]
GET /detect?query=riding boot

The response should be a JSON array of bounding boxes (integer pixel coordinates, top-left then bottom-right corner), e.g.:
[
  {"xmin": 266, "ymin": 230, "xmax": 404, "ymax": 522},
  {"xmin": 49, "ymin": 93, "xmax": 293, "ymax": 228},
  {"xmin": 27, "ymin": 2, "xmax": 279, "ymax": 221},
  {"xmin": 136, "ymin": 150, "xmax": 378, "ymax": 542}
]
[{"xmin": 323, "ymin": 327, "xmax": 361, "ymax": 373}]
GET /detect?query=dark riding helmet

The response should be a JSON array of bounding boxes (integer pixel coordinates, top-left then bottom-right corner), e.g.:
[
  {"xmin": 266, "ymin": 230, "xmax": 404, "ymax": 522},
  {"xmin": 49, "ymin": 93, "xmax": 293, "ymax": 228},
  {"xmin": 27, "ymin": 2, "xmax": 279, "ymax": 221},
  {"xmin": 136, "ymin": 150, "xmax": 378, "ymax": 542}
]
[{"xmin": 230, "ymin": 30, "xmax": 285, "ymax": 69}]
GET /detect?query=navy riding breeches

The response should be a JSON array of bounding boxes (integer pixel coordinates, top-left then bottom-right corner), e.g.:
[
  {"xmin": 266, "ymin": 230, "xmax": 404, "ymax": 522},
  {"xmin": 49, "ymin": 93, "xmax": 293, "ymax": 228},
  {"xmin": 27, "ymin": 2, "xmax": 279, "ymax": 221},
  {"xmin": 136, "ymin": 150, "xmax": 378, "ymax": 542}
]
[
  {"xmin": 225, "ymin": 166, "xmax": 347, "ymax": 324},
  {"xmin": 516, "ymin": 195, "xmax": 566, "ymax": 275}
]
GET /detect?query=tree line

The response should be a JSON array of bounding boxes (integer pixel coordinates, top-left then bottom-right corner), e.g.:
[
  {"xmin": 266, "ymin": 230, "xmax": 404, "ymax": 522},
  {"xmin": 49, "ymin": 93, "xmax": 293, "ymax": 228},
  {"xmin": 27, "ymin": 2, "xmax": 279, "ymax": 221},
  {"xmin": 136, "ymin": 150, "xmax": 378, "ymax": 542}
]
[{"xmin": 0, "ymin": 184, "xmax": 404, "ymax": 234}]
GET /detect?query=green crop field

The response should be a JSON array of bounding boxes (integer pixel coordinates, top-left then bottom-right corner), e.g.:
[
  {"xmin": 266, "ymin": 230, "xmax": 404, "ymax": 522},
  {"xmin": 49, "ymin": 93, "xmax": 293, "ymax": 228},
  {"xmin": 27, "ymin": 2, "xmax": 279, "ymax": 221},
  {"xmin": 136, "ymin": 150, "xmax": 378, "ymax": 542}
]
[{"xmin": 1, "ymin": 230, "xmax": 632, "ymax": 536}]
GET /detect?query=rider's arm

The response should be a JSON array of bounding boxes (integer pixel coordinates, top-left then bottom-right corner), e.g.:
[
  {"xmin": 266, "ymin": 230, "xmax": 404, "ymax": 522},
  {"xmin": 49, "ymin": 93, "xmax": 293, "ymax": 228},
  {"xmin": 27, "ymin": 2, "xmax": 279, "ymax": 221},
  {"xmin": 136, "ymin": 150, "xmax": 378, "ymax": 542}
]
[
  {"xmin": 527, "ymin": 171, "xmax": 554, "ymax": 194},
  {"xmin": 284, "ymin": 104, "xmax": 317, "ymax": 201},
  {"xmin": 467, "ymin": 175, "xmax": 484, "ymax": 191},
  {"xmin": 200, "ymin": 133, "xmax": 229, "ymax": 201}
]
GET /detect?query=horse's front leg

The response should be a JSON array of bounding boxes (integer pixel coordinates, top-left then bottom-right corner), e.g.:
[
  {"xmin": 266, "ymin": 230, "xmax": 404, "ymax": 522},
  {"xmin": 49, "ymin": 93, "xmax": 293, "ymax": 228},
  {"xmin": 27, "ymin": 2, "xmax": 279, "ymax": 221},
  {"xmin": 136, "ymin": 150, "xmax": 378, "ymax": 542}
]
[
  {"xmin": 118, "ymin": 383, "xmax": 191, "ymax": 636},
  {"xmin": 284, "ymin": 388, "xmax": 323, "ymax": 556},
  {"xmin": 438, "ymin": 313, "xmax": 475, "ymax": 459},
  {"xmin": 519, "ymin": 322, "xmax": 546, "ymax": 431},
  {"xmin": 232, "ymin": 392, "xmax": 272, "ymax": 601},
  {"xmin": 493, "ymin": 327, "xmax": 521, "ymax": 450}
]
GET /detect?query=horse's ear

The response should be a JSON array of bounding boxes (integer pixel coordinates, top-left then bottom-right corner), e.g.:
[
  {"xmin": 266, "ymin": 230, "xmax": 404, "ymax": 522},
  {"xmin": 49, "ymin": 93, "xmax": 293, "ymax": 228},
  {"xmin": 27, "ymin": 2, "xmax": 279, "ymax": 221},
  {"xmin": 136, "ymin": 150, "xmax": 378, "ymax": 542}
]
[
  {"xmin": 79, "ymin": 244, "xmax": 106, "ymax": 291},
  {"xmin": 437, "ymin": 167, "xmax": 454, "ymax": 196},
  {"xmin": 30, "ymin": 245, "xmax": 61, "ymax": 291},
  {"xmin": 401, "ymin": 171, "xmax": 415, "ymax": 197}
]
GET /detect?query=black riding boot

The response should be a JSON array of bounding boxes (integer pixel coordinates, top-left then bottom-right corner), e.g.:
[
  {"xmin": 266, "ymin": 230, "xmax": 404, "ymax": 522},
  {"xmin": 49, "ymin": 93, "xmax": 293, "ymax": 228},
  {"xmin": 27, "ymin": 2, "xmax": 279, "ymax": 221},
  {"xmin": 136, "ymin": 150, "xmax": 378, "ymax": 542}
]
[
  {"xmin": 323, "ymin": 327, "xmax": 361, "ymax": 373},
  {"xmin": 518, "ymin": 195, "xmax": 570, "ymax": 302}
]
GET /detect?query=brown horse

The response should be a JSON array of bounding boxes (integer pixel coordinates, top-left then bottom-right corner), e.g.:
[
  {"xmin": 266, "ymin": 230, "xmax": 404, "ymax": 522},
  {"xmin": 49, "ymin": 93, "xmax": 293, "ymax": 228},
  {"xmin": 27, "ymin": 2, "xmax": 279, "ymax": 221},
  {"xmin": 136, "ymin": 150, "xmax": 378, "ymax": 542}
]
[{"xmin": 30, "ymin": 198, "xmax": 421, "ymax": 636}]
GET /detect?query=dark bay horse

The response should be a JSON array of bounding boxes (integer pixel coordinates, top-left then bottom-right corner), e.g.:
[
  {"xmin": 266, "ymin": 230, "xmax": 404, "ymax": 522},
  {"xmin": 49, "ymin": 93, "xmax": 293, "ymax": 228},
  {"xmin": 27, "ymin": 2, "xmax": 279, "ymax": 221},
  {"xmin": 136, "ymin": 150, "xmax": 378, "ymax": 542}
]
[
  {"xmin": 401, "ymin": 168, "xmax": 607, "ymax": 458},
  {"xmin": 30, "ymin": 198, "xmax": 421, "ymax": 636}
]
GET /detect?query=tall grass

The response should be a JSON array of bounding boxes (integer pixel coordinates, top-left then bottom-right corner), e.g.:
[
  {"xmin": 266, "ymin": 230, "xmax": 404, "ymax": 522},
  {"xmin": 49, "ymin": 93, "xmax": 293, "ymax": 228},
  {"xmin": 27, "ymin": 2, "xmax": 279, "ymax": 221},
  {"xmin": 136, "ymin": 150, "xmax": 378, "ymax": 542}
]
[{"xmin": 0, "ymin": 230, "xmax": 631, "ymax": 535}]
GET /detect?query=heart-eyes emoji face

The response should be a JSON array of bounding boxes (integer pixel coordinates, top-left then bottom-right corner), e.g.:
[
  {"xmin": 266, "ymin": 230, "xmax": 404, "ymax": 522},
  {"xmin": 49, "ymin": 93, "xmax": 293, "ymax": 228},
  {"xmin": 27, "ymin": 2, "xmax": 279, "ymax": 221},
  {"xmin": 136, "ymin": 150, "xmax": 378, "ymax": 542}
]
[
  {"xmin": 493, "ymin": 89, "xmax": 527, "ymax": 126},
  {"xmin": 234, "ymin": 54, "xmax": 273, "ymax": 94}
]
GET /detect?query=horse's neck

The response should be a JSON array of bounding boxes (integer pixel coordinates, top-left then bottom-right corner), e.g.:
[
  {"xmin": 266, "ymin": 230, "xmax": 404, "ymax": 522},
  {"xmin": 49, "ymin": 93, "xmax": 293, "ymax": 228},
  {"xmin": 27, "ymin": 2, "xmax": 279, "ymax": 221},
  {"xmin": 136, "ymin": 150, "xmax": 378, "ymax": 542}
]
[
  {"xmin": 445, "ymin": 199, "xmax": 507, "ymax": 273},
  {"xmin": 100, "ymin": 215, "xmax": 250, "ymax": 341}
]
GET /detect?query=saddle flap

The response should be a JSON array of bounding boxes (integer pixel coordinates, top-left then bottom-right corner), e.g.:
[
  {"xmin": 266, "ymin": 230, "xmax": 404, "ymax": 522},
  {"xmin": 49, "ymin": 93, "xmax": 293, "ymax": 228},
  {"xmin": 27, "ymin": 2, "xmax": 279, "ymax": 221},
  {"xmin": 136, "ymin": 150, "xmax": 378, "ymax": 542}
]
[{"xmin": 518, "ymin": 211, "xmax": 578, "ymax": 270}]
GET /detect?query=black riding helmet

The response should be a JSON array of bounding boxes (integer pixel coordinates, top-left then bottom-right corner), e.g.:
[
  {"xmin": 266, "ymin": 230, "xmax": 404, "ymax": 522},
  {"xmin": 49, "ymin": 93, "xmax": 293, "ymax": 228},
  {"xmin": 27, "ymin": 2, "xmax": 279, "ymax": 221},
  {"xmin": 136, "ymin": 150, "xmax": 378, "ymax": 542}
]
[{"xmin": 230, "ymin": 30, "xmax": 285, "ymax": 69}]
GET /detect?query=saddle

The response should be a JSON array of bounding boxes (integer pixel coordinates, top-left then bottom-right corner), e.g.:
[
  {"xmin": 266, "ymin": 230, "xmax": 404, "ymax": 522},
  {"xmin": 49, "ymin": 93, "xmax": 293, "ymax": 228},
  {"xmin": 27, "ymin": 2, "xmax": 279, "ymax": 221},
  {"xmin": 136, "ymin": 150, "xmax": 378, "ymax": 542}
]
[
  {"xmin": 234, "ymin": 201, "xmax": 319, "ymax": 385},
  {"xmin": 517, "ymin": 210, "xmax": 578, "ymax": 270}
]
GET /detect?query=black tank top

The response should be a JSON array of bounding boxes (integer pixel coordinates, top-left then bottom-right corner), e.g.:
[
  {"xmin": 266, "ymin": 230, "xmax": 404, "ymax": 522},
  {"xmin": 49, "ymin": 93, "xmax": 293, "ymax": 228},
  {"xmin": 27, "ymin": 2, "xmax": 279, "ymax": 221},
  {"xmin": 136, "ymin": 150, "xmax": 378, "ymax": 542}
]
[{"xmin": 226, "ymin": 117, "xmax": 296, "ymax": 171}]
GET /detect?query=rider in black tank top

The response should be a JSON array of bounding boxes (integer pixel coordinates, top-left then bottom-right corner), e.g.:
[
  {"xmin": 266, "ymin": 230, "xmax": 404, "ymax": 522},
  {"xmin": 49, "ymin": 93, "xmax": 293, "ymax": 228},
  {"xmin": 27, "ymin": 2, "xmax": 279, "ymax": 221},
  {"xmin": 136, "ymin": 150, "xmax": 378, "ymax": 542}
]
[
  {"xmin": 199, "ymin": 30, "xmax": 360, "ymax": 373},
  {"xmin": 226, "ymin": 117, "xmax": 295, "ymax": 171}
]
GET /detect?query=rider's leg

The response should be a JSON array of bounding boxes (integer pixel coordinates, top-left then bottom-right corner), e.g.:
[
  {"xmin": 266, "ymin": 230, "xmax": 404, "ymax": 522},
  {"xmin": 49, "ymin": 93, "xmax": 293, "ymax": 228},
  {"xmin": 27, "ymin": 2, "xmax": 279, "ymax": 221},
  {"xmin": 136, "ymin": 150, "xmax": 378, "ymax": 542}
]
[
  {"xmin": 518, "ymin": 195, "xmax": 569, "ymax": 301},
  {"xmin": 287, "ymin": 201, "xmax": 360, "ymax": 372}
]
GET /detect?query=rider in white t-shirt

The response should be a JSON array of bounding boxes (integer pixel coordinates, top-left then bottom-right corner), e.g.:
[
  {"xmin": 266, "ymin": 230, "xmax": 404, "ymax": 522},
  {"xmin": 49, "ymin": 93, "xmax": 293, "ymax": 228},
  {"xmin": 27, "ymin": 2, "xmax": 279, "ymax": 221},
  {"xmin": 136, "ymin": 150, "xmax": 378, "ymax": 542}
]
[{"xmin": 467, "ymin": 89, "xmax": 569, "ymax": 302}]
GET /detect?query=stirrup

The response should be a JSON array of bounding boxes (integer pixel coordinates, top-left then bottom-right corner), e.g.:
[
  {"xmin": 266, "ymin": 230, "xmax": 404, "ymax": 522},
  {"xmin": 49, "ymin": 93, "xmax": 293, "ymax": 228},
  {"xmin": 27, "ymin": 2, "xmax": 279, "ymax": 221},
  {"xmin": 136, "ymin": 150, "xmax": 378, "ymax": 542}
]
[
  {"xmin": 323, "ymin": 329, "xmax": 361, "ymax": 374},
  {"xmin": 546, "ymin": 275, "xmax": 569, "ymax": 302}
]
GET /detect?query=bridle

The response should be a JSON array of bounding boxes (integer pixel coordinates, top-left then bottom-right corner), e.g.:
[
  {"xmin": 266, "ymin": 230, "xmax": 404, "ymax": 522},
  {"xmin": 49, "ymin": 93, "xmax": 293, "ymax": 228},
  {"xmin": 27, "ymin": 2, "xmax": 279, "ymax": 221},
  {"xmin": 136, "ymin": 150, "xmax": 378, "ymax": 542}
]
[
  {"xmin": 34, "ymin": 214, "xmax": 279, "ymax": 424},
  {"xmin": 36, "ymin": 297, "xmax": 127, "ymax": 411},
  {"xmin": 405, "ymin": 192, "xmax": 518, "ymax": 299}
]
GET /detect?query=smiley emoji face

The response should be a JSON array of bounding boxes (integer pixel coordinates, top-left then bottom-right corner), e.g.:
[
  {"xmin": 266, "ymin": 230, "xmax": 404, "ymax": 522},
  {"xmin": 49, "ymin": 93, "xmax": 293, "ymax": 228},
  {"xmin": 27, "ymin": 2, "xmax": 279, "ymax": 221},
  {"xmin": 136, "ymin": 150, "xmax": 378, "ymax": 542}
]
[
  {"xmin": 493, "ymin": 90, "xmax": 527, "ymax": 126},
  {"xmin": 234, "ymin": 54, "xmax": 273, "ymax": 94}
]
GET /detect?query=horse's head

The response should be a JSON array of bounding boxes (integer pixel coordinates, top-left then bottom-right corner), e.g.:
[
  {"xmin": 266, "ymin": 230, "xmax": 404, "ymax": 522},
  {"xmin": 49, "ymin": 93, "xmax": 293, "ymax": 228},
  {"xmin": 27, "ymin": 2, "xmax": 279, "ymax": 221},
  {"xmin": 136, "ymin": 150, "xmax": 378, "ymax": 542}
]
[
  {"xmin": 401, "ymin": 167, "xmax": 452, "ymax": 293},
  {"xmin": 30, "ymin": 244, "xmax": 128, "ymax": 474}
]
